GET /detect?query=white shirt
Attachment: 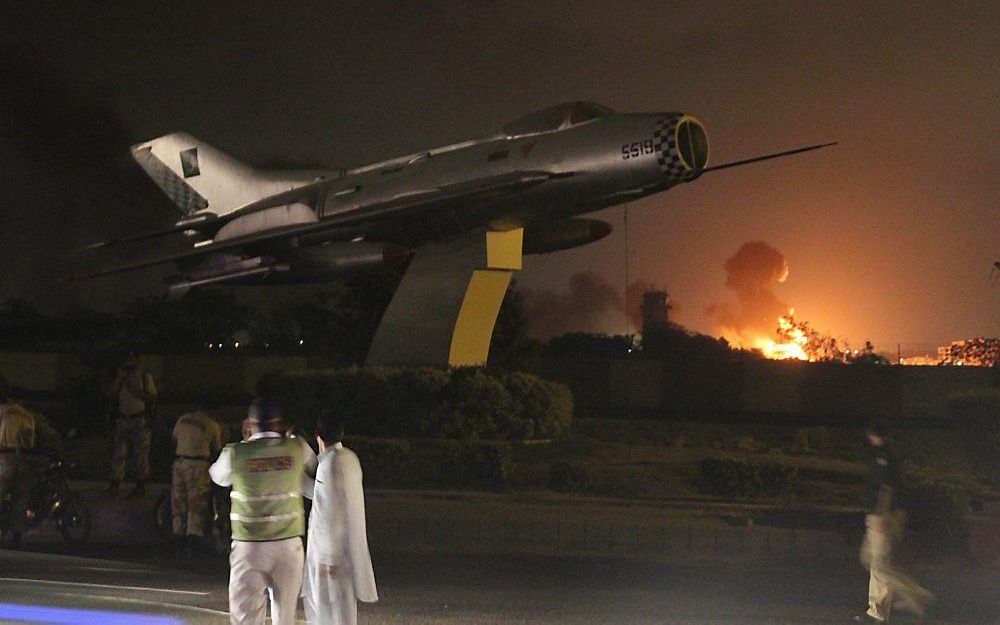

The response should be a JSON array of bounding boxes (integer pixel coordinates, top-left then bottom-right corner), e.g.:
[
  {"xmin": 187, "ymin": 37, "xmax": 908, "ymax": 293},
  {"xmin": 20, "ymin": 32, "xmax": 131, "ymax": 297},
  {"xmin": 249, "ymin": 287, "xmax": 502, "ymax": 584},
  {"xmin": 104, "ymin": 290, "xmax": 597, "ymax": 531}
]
[
  {"xmin": 304, "ymin": 443, "xmax": 378, "ymax": 603},
  {"xmin": 209, "ymin": 431, "xmax": 318, "ymax": 496}
]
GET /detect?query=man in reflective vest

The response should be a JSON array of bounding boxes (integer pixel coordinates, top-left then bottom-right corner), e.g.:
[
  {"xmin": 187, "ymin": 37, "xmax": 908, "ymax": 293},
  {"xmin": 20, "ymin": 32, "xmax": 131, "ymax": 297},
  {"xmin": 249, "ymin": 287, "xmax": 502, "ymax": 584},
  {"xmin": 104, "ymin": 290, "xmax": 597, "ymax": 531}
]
[{"xmin": 210, "ymin": 396, "xmax": 317, "ymax": 625}]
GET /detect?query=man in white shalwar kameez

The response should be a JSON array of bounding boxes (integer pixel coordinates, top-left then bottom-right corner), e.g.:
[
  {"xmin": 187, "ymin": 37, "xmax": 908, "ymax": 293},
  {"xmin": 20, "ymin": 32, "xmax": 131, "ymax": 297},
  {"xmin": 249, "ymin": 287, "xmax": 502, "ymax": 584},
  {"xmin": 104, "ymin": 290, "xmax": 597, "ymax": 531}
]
[{"xmin": 302, "ymin": 414, "xmax": 377, "ymax": 625}]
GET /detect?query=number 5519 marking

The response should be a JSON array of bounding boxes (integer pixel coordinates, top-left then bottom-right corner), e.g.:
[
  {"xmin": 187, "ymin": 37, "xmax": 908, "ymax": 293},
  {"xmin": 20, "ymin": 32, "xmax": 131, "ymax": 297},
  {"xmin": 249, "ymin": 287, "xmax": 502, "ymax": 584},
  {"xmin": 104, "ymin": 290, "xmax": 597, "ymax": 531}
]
[{"xmin": 621, "ymin": 139, "xmax": 654, "ymax": 160}]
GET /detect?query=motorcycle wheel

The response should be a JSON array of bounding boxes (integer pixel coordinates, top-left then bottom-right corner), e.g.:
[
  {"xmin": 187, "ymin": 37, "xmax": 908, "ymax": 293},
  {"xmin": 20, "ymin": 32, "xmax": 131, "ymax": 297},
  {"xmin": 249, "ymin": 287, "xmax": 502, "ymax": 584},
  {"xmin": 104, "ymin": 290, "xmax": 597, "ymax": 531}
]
[
  {"xmin": 205, "ymin": 492, "xmax": 231, "ymax": 555},
  {"xmin": 58, "ymin": 494, "xmax": 92, "ymax": 543},
  {"xmin": 154, "ymin": 490, "xmax": 174, "ymax": 541}
]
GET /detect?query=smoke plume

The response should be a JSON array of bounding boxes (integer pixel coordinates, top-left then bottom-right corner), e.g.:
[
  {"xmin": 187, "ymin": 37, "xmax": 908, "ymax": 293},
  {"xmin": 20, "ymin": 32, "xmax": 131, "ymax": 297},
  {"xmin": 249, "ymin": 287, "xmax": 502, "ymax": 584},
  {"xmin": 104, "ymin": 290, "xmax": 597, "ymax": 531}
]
[
  {"xmin": 521, "ymin": 272, "xmax": 680, "ymax": 340},
  {"xmin": 707, "ymin": 241, "xmax": 790, "ymax": 346},
  {"xmin": 522, "ymin": 271, "xmax": 620, "ymax": 340}
]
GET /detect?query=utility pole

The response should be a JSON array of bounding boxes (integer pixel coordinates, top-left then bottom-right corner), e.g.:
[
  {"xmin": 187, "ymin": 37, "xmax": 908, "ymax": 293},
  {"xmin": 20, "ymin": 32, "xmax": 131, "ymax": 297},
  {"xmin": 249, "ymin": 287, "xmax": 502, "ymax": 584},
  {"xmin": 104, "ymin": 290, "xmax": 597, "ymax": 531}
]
[{"xmin": 623, "ymin": 204, "xmax": 629, "ymax": 337}]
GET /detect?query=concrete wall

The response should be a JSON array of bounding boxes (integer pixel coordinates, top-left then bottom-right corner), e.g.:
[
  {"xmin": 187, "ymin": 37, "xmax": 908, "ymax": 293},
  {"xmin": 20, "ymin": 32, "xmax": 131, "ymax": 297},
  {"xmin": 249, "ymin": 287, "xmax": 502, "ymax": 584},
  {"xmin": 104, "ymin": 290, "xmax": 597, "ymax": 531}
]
[
  {"xmin": 614, "ymin": 358, "xmax": 994, "ymax": 419},
  {"xmin": 549, "ymin": 356, "xmax": 996, "ymax": 420},
  {"xmin": 0, "ymin": 352, "xmax": 64, "ymax": 393},
  {"xmin": 0, "ymin": 351, "xmax": 313, "ymax": 399}
]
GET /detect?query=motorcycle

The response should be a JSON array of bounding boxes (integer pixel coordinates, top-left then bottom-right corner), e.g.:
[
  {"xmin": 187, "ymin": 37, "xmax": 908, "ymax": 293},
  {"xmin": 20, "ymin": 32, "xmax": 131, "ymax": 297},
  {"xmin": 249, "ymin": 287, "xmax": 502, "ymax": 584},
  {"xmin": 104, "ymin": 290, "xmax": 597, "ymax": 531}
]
[{"xmin": 1, "ymin": 454, "xmax": 92, "ymax": 545}]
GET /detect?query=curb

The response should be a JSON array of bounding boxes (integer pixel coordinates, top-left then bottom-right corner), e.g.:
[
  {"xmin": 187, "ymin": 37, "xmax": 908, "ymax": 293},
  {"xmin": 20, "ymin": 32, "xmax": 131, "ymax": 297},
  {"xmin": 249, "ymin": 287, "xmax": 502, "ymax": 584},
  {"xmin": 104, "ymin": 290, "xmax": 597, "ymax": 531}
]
[{"xmin": 29, "ymin": 481, "xmax": 856, "ymax": 565}]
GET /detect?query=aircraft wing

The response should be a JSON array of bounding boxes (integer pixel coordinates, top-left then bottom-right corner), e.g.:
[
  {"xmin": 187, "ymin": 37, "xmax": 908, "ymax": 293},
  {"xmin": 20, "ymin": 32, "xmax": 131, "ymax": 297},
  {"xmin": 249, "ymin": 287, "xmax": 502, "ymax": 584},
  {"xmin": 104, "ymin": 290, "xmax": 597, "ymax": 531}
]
[{"xmin": 72, "ymin": 170, "xmax": 565, "ymax": 281}]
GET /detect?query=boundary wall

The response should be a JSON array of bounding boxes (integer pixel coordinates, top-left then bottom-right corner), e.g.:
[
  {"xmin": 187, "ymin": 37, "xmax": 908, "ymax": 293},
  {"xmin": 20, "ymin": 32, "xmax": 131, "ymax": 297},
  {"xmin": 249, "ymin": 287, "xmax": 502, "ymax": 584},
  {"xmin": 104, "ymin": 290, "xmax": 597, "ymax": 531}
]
[{"xmin": 0, "ymin": 351, "xmax": 995, "ymax": 419}]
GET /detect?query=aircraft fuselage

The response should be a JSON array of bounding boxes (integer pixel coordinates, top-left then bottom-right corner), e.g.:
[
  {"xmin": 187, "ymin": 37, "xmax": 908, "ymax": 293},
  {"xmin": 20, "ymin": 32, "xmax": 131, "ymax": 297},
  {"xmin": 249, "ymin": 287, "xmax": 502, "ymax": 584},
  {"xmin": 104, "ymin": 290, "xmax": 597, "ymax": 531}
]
[
  {"xmin": 311, "ymin": 110, "xmax": 707, "ymax": 247},
  {"xmin": 85, "ymin": 100, "xmax": 830, "ymax": 292}
]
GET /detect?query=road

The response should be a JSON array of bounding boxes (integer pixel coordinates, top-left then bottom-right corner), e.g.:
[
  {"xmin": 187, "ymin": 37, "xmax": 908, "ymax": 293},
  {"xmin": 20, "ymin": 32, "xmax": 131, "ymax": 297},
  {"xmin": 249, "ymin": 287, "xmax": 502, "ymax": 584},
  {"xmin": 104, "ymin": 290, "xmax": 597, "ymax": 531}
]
[{"xmin": 1, "ymin": 541, "xmax": 997, "ymax": 624}]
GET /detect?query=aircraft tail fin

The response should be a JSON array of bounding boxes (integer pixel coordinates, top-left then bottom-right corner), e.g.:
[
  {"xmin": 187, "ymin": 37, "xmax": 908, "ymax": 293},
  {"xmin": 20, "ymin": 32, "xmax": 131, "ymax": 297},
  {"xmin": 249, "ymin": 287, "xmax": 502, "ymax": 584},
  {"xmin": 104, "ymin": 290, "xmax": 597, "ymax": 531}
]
[{"xmin": 131, "ymin": 133, "xmax": 315, "ymax": 217}]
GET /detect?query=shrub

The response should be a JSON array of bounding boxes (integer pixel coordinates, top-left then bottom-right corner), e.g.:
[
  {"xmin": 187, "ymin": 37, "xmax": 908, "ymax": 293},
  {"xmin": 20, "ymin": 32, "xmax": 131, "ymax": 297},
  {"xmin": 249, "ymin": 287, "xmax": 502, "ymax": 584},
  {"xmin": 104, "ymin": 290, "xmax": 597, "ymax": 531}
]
[
  {"xmin": 735, "ymin": 435, "xmax": 763, "ymax": 454},
  {"xmin": 698, "ymin": 458, "xmax": 797, "ymax": 498},
  {"xmin": 900, "ymin": 467, "xmax": 972, "ymax": 547},
  {"xmin": 391, "ymin": 368, "xmax": 450, "ymax": 436},
  {"xmin": 502, "ymin": 371, "xmax": 574, "ymax": 440},
  {"xmin": 273, "ymin": 366, "xmax": 572, "ymax": 441},
  {"xmin": 434, "ymin": 440, "xmax": 513, "ymax": 490},
  {"xmin": 949, "ymin": 389, "xmax": 1000, "ymax": 481},
  {"xmin": 548, "ymin": 461, "xmax": 594, "ymax": 493},
  {"xmin": 274, "ymin": 366, "xmax": 443, "ymax": 437},
  {"xmin": 792, "ymin": 427, "xmax": 833, "ymax": 455},
  {"xmin": 345, "ymin": 437, "xmax": 411, "ymax": 487},
  {"xmin": 424, "ymin": 368, "xmax": 514, "ymax": 440}
]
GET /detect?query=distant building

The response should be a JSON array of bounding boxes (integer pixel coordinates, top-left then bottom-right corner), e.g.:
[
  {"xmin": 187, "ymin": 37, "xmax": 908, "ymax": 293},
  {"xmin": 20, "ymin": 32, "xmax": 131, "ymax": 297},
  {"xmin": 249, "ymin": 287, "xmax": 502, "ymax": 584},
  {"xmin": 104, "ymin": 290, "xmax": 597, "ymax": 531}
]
[
  {"xmin": 938, "ymin": 338, "xmax": 999, "ymax": 367},
  {"xmin": 641, "ymin": 291, "xmax": 670, "ymax": 335}
]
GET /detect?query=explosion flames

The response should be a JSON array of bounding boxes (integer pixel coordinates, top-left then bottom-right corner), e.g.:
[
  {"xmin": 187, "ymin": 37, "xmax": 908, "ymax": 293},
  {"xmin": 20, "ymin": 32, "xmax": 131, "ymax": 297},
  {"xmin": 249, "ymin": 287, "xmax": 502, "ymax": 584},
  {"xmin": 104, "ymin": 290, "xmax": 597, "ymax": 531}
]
[
  {"xmin": 755, "ymin": 310, "xmax": 845, "ymax": 362},
  {"xmin": 707, "ymin": 242, "xmax": 995, "ymax": 365},
  {"xmin": 522, "ymin": 240, "xmax": 991, "ymax": 367},
  {"xmin": 709, "ymin": 242, "xmax": 846, "ymax": 362}
]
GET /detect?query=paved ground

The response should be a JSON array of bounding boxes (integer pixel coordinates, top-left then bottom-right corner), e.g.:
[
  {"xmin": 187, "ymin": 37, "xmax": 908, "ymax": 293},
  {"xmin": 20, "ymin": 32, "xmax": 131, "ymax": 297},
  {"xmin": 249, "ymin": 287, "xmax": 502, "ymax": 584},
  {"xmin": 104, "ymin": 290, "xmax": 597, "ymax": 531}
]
[
  {"xmin": 59, "ymin": 481, "xmax": 863, "ymax": 563},
  {"xmin": 2, "ymin": 541, "xmax": 997, "ymax": 624}
]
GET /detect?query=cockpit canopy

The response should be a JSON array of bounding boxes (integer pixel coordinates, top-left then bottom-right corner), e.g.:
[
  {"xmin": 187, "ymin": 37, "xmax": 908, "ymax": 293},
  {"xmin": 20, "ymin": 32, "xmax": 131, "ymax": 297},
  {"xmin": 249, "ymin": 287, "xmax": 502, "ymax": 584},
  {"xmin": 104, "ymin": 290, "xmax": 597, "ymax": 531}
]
[{"xmin": 502, "ymin": 101, "xmax": 615, "ymax": 137}]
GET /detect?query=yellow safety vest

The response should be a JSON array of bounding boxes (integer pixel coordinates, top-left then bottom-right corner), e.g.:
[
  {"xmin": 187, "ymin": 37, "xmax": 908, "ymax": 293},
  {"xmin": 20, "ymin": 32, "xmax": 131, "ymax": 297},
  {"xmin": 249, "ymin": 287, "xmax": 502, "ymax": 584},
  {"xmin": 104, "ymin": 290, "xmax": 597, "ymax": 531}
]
[{"xmin": 229, "ymin": 437, "xmax": 304, "ymax": 541}]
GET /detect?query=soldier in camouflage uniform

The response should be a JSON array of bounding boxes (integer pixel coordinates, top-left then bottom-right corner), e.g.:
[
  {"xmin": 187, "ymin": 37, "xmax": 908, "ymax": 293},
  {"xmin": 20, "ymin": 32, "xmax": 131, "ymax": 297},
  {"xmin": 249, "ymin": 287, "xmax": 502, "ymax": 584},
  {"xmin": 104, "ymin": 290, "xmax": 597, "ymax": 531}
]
[
  {"xmin": 171, "ymin": 405, "xmax": 222, "ymax": 553},
  {"xmin": 106, "ymin": 353, "xmax": 157, "ymax": 498}
]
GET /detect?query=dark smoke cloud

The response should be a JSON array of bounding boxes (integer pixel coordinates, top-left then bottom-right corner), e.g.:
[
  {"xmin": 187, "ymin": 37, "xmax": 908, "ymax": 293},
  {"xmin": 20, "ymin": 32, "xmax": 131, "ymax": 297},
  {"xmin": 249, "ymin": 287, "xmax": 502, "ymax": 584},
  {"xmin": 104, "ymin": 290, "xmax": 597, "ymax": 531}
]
[
  {"xmin": 707, "ymin": 241, "xmax": 790, "ymax": 344},
  {"xmin": 521, "ymin": 271, "xmax": 620, "ymax": 340},
  {"xmin": 522, "ymin": 272, "xmax": 679, "ymax": 340}
]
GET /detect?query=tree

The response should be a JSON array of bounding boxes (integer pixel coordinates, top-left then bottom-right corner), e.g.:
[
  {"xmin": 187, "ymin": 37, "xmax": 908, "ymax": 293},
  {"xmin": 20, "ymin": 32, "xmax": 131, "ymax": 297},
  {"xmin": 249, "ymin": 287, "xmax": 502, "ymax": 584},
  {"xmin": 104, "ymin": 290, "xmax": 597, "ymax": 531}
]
[
  {"xmin": 489, "ymin": 281, "xmax": 541, "ymax": 368},
  {"xmin": 121, "ymin": 290, "xmax": 249, "ymax": 352}
]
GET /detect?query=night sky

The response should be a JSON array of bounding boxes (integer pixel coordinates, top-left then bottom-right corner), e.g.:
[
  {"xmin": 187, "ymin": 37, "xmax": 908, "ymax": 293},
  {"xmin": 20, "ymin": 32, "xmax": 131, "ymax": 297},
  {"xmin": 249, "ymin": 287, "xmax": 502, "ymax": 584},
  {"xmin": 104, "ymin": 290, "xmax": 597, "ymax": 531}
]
[{"xmin": 1, "ymin": 1, "xmax": 997, "ymax": 353}]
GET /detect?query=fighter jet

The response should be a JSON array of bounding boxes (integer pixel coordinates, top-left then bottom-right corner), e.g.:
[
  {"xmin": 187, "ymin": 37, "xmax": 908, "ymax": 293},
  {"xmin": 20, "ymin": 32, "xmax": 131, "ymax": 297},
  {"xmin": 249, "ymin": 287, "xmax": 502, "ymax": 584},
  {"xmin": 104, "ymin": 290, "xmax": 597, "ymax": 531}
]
[{"xmin": 80, "ymin": 101, "xmax": 832, "ymax": 297}]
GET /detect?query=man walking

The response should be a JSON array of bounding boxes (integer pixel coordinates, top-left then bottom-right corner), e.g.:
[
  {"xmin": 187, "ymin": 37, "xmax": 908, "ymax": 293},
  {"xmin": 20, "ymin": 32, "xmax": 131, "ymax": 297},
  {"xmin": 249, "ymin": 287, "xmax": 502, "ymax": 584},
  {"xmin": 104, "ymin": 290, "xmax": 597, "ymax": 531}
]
[
  {"xmin": 171, "ymin": 402, "xmax": 222, "ymax": 554},
  {"xmin": 107, "ymin": 353, "xmax": 157, "ymax": 498},
  {"xmin": 210, "ymin": 396, "xmax": 317, "ymax": 625},
  {"xmin": 302, "ymin": 412, "xmax": 377, "ymax": 624},
  {"xmin": 857, "ymin": 421, "xmax": 933, "ymax": 622}
]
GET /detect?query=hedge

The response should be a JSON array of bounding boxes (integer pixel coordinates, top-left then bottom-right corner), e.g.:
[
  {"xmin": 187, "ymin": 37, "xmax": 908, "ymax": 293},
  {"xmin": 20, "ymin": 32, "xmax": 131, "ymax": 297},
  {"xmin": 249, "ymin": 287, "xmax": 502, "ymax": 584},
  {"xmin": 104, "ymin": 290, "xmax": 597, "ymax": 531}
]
[
  {"xmin": 345, "ymin": 437, "xmax": 511, "ymax": 491},
  {"xmin": 344, "ymin": 436, "xmax": 411, "ymax": 487},
  {"xmin": 502, "ymin": 371, "xmax": 573, "ymax": 439},
  {"xmin": 271, "ymin": 366, "xmax": 572, "ymax": 441},
  {"xmin": 433, "ymin": 439, "xmax": 513, "ymax": 490},
  {"xmin": 698, "ymin": 458, "xmax": 798, "ymax": 498}
]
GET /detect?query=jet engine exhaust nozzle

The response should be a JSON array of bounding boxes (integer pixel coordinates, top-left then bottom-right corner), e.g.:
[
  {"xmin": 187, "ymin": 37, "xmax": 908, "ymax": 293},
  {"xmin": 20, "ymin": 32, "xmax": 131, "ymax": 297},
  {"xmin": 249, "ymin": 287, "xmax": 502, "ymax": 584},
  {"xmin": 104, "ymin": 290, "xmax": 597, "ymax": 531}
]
[{"xmin": 655, "ymin": 114, "xmax": 709, "ymax": 182}]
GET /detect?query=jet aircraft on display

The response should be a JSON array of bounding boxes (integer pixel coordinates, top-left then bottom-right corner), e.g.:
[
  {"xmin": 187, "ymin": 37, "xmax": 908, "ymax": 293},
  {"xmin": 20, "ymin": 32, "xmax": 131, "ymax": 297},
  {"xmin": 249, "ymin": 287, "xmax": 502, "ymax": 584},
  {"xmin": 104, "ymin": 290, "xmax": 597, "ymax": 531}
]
[{"xmin": 81, "ymin": 101, "xmax": 833, "ymax": 366}]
